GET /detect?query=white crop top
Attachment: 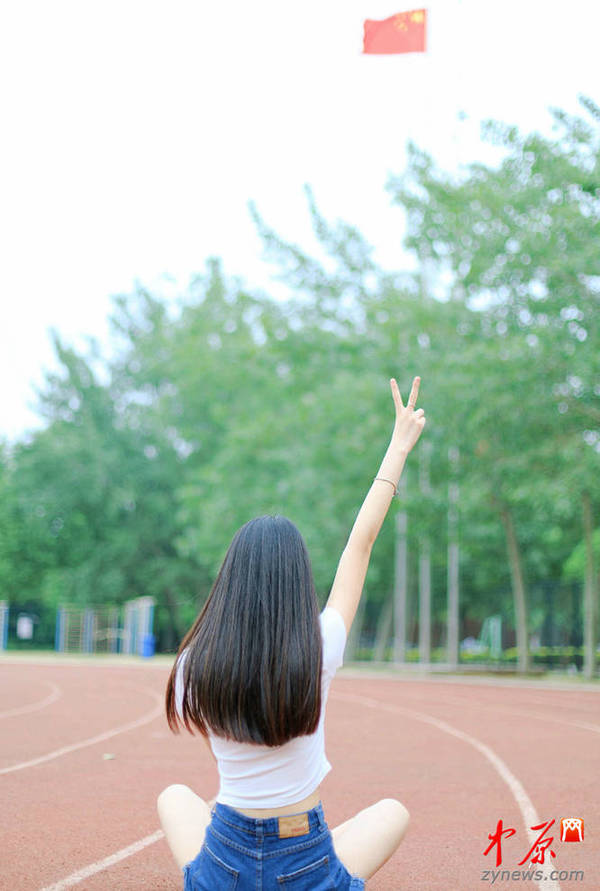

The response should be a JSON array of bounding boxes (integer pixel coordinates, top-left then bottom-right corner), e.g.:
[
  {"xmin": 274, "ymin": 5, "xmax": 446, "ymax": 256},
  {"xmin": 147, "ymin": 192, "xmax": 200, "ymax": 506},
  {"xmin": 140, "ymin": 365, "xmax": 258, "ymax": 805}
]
[{"xmin": 174, "ymin": 605, "xmax": 347, "ymax": 808}]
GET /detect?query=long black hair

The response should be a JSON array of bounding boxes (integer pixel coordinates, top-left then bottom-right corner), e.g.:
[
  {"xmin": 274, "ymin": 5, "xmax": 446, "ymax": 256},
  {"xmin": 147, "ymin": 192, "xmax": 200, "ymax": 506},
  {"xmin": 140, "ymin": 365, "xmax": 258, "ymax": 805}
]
[{"xmin": 165, "ymin": 515, "xmax": 323, "ymax": 747}]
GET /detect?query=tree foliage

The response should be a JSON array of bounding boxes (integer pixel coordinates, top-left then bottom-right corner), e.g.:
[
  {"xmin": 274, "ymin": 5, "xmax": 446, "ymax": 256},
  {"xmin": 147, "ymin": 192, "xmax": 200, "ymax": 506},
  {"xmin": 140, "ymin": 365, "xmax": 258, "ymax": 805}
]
[{"xmin": 1, "ymin": 99, "xmax": 598, "ymax": 667}]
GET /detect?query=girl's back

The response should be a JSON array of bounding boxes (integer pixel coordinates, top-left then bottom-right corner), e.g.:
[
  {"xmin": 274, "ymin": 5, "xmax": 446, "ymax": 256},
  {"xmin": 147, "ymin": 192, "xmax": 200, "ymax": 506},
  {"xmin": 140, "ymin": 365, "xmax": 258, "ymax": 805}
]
[{"xmin": 158, "ymin": 375, "xmax": 425, "ymax": 888}]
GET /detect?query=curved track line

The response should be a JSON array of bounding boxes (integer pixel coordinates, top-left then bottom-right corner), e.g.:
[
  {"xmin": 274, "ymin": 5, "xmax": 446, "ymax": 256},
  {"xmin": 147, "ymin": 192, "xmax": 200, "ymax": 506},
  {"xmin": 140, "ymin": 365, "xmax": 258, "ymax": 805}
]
[
  {"xmin": 38, "ymin": 830, "xmax": 165, "ymax": 891},
  {"xmin": 391, "ymin": 690, "xmax": 600, "ymax": 735},
  {"xmin": 0, "ymin": 681, "xmax": 62, "ymax": 719},
  {"xmin": 0, "ymin": 686, "xmax": 163, "ymax": 775},
  {"xmin": 332, "ymin": 691, "xmax": 561, "ymax": 891},
  {"xmin": 452, "ymin": 700, "xmax": 600, "ymax": 736},
  {"xmin": 509, "ymin": 710, "xmax": 600, "ymax": 735}
]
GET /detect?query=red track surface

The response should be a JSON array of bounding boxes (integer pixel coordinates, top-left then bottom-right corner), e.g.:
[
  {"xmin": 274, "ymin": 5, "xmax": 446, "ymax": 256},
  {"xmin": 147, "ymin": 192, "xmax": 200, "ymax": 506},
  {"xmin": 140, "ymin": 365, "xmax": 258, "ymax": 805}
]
[{"xmin": 1, "ymin": 656, "xmax": 598, "ymax": 890}]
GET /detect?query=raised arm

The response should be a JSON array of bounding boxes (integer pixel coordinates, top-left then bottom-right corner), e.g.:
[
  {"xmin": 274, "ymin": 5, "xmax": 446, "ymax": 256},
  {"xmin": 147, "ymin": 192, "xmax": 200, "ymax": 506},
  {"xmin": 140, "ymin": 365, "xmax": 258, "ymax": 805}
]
[{"xmin": 326, "ymin": 376, "xmax": 426, "ymax": 635}]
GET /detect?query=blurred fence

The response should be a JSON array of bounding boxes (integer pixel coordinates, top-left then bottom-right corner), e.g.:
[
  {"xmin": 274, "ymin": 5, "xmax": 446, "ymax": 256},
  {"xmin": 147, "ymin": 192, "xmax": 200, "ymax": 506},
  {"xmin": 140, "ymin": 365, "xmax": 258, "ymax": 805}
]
[{"xmin": 1, "ymin": 597, "xmax": 155, "ymax": 656}]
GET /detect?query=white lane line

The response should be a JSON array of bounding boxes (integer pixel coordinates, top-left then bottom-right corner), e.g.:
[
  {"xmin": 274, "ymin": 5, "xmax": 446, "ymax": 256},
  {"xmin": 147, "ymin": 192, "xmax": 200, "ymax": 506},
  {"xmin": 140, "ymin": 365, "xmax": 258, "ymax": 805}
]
[
  {"xmin": 456, "ymin": 701, "xmax": 600, "ymax": 736},
  {"xmin": 0, "ymin": 682, "xmax": 62, "ymax": 719},
  {"xmin": 332, "ymin": 691, "xmax": 561, "ymax": 891},
  {"xmin": 548, "ymin": 716, "xmax": 600, "ymax": 734},
  {"xmin": 481, "ymin": 704, "xmax": 600, "ymax": 735},
  {"xmin": 0, "ymin": 686, "xmax": 163, "ymax": 775},
  {"xmin": 391, "ymin": 690, "xmax": 600, "ymax": 735},
  {"xmin": 38, "ymin": 830, "xmax": 165, "ymax": 890}
]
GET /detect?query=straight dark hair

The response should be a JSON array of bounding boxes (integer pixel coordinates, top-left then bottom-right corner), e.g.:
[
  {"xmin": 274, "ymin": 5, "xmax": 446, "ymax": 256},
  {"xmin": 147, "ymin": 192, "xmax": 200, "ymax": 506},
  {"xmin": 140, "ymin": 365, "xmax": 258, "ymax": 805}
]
[{"xmin": 165, "ymin": 515, "xmax": 323, "ymax": 747}]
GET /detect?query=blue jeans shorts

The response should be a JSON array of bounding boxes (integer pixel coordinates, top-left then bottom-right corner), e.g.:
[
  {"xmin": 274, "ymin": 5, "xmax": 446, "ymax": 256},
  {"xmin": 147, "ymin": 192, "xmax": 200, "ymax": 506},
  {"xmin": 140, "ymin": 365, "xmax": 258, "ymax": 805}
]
[{"xmin": 182, "ymin": 800, "xmax": 365, "ymax": 890}]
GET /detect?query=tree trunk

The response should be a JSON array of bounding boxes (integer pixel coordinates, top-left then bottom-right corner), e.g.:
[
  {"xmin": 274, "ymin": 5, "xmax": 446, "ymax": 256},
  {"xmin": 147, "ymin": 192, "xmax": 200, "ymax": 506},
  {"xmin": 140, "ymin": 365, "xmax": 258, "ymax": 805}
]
[
  {"xmin": 374, "ymin": 598, "xmax": 394, "ymax": 662},
  {"xmin": 497, "ymin": 501, "xmax": 529, "ymax": 673},
  {"xmin": 447, "ymin": 446, "xmax": 460, "ymax": 669},
  {"xmin": 582, "ymin": 492, "xmax": 596, "ymax": 680},
  {"xmin": 419, "ymin": 441, "xmax": 432, "ymax": 664},
  {"xmin": 393, "ymin": 481, "xmax": 408, "ymax": 664},
  {"xmin": 419, "ymin": 539, "xmax": 431, "ymax": 663}
]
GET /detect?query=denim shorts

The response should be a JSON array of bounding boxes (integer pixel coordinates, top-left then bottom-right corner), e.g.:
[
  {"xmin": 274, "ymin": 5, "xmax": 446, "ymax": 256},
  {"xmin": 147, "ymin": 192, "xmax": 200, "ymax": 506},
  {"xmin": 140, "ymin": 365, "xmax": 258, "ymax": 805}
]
[{"xmin": 182, "ymin": 800, "xmax": 365, "ymax": 890}]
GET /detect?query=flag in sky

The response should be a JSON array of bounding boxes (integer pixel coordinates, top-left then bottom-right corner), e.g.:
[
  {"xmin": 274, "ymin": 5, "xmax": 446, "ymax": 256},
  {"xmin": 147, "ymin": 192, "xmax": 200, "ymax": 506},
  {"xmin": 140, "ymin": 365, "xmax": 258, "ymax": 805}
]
[{"xmin": 363, "ymin": 9, "xmax": 427, "ymax": 54}]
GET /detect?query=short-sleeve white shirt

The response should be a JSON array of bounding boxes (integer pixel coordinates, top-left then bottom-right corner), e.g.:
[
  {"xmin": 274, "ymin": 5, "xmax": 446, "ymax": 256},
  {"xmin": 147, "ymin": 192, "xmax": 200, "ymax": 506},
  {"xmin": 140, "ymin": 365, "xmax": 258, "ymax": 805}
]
[{"xmin": 174, "ymin": 606, "xmax": 347, "ymax": 808}]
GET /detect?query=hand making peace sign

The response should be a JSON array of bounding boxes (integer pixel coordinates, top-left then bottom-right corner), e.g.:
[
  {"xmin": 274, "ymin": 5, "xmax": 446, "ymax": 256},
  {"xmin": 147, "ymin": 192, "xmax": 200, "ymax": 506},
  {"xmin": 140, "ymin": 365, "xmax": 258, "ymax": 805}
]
[{"xmin": 390, "ymin": 376, "xmax": 426, "ymax": 454}]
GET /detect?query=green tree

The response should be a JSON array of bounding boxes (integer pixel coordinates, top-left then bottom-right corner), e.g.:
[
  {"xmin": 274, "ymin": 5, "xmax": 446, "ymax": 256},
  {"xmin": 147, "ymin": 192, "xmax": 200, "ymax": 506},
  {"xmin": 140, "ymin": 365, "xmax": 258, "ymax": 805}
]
[
  {"xmin": 6, "ymin": 328, "xmax": 203, "ymax": 650},
  {"xmin": 387, "ymin": 96, "xmax": 600, "ymax": 671}
]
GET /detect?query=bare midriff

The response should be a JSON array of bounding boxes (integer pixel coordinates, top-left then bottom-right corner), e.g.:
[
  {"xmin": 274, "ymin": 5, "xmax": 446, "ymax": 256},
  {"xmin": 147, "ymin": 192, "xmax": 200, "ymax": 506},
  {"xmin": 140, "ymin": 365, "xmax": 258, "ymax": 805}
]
[{"xmin": 229, "ymin": 786, "xmax": 321, "ymax": 818}]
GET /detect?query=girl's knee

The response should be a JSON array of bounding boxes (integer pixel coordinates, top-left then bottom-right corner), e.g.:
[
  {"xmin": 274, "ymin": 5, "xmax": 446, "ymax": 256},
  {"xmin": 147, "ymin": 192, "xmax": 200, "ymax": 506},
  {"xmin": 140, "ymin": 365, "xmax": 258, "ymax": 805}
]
[
  {"xmin": 157, "ymin": 783, "xmax": 192, "ymax": 812},
  {"xmin": 379, "ymin": 798, "xmax": 410, "ymax": 834}
]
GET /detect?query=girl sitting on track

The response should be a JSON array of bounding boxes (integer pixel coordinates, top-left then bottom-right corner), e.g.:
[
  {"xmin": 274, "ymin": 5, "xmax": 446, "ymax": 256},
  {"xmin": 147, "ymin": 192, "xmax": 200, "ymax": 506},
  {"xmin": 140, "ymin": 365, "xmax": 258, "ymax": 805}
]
[{"xmin": 158, "ymin": 376, "xmax": 426, "ymax": 889}]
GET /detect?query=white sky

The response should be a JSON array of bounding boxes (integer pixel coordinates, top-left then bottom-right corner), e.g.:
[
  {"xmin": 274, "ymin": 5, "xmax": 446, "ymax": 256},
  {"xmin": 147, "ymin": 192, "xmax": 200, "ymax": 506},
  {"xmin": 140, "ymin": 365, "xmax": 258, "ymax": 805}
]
[{"xmin": 1, "ymin": 0, "xmax": 599, "ymax": 441}]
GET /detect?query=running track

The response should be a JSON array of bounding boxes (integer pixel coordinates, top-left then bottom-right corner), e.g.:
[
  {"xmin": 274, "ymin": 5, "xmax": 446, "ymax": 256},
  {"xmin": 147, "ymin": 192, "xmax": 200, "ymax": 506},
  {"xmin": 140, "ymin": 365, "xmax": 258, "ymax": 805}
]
[{"xmin": 1, "ymin": 655, "xmax": 598, "ymax": 890}]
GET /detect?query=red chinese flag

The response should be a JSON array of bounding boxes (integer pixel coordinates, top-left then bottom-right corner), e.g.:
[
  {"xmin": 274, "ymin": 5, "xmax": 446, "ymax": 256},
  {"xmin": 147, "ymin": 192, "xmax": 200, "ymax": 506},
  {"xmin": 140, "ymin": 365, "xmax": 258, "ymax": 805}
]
[{"xmin": 363, "ymin": 9, "xmax": 427, "ymax": 54}]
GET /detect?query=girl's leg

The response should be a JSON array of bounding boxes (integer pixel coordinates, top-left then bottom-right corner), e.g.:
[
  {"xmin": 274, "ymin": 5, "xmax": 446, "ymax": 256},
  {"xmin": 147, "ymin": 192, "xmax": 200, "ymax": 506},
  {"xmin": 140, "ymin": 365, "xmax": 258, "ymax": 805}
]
[
  {"xmin": 330, "ymin": 798, "xmax": 410, "ymax": 880},
  {"xmin": 157, "ymin": 784, "xmax": 213, "ymax": 870}
]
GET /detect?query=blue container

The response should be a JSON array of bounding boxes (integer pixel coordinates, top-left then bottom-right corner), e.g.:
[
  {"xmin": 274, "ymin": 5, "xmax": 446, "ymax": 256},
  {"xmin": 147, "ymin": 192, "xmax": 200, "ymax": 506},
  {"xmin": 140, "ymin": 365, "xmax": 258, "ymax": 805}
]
[{"xmin": 141, "ymin": 634, "xmax": 155, "ymax": 658}]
